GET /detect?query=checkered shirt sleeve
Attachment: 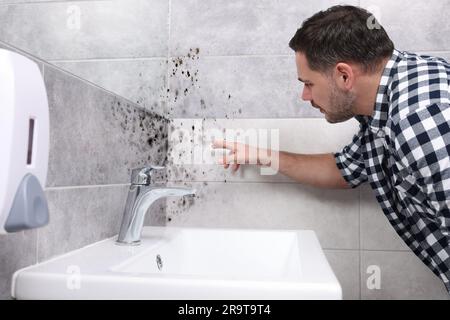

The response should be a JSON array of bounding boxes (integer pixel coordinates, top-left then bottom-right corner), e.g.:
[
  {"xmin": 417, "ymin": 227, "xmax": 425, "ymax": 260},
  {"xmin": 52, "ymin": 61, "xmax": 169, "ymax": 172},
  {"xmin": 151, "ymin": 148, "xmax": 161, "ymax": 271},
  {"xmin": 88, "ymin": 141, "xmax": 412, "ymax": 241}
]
[{"xmin": 334, "ymin": 124, "xmax": 368, "ymax": 188}]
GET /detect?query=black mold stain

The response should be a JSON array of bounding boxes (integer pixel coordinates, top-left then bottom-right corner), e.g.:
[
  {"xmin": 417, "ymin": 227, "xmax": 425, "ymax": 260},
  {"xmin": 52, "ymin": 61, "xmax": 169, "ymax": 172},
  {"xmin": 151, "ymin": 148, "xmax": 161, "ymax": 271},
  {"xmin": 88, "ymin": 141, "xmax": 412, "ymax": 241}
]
[
  {"xmin": 200, "ymin": 99, "xmax": 206, "ymax": 110},
  {"xmin": 110, "ymin": 97, "xmax": 170, "ymax": 171},
  {"xmin": 168, "ymin": 184, "xmax": 198, "ymax": 218},
  {"xmin": 167, "ymin": 48, "xmax": 202, "ymax": 116},
  {"xmin": 166, "ymin": 48, "xmax": 236, "ymax": 119}
]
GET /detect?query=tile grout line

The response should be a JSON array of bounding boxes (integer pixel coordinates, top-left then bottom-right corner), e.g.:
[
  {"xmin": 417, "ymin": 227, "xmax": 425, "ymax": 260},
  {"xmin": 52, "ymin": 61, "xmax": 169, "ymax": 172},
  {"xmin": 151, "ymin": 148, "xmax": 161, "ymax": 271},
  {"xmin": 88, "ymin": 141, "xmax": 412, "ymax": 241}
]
[
  {"xmin": 48, "ymin": 57, "xmax": 167, "ymax": 63},
  {"xmin": 53, "ymin": 52, "xmax": 450, "ymax": 63},
  {"xmin": 43, "ymin": 55, "xmax": 298, "ymax": 63},
  {"xmin": 45, "ymin": 183, "xmax": 130, "ymax": 191},
  {"xmin": 0, "ymin": 0, "xmax": 110, "ymax": 5},
  {"xmin": 163, "ymin": 0, "xmax": 172, "ymax": 212},
  {"xmin": 165, "ymin": 179, "xmax": 343, "ymax": 185},
  {"xmin": 322, "ymin": 248, "xmax": 412, "ymax": 253},
  {"xmin": 171, "ymin": 116, "xmax": 326, "ymax": 120},
  {"xmin": 165, "ymin": 0, "xmax": 172, "ymax": 117},
  {"xmin": 46, "ymin": 53, "xmax": 450, "ymax": 62},
  {"xmin": 169, "ymin": 54, "xmax": 295, "ymax": 59}
]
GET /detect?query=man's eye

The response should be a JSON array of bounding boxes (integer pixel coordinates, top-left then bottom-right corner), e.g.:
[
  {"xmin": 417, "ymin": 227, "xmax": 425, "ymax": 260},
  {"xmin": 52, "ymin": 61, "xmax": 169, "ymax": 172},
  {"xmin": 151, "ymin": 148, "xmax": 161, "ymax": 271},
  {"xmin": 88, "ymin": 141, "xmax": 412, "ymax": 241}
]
[{"xmin": 305, "ymin": 83, "xmax": 312, "ymax": 87}]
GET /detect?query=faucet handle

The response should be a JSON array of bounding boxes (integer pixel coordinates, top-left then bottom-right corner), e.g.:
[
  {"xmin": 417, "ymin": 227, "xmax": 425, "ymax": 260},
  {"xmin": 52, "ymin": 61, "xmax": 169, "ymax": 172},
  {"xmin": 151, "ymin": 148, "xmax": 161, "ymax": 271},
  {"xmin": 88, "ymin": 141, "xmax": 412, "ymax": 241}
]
[{"xmin": 130, "ymin": 165, "xmax": 165, "ymax": 185}]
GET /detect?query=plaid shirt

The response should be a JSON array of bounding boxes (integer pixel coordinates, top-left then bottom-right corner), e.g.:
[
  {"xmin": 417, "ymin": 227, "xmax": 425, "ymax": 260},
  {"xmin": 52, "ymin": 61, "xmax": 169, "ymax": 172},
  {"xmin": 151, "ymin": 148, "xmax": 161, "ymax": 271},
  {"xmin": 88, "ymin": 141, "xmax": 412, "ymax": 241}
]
[{"xmin": 334, "ymin": 49, "xmax": 450, "ymax": 293}]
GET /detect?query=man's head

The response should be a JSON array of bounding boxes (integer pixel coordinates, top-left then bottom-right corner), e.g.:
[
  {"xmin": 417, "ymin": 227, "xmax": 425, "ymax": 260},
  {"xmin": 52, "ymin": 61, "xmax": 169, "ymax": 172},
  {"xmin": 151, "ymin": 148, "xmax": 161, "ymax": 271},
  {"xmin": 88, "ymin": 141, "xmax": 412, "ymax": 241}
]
[{"xmin": 289, "ymin": 5, "xmax": 394, "ymax": 123}]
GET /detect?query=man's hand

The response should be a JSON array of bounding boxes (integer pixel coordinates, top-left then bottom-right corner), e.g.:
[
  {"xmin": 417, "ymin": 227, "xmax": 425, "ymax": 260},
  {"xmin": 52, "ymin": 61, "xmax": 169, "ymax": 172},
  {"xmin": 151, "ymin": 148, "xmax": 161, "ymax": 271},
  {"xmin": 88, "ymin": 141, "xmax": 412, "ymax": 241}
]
[
  {"xmin": 211, "ymin": 139, "xmax": 349, "ymax": 189},
  {"xmin": 211, "ymin": 139, "xmax": 273, "ymax": 172}
]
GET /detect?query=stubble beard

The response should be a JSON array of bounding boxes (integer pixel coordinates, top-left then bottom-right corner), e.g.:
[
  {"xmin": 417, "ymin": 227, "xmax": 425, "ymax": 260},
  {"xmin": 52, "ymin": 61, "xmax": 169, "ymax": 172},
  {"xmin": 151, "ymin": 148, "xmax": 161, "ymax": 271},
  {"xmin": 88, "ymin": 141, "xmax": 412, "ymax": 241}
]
[{"xmin": 325, "ymin": 83, "xmax": 356, "ymax": 124}]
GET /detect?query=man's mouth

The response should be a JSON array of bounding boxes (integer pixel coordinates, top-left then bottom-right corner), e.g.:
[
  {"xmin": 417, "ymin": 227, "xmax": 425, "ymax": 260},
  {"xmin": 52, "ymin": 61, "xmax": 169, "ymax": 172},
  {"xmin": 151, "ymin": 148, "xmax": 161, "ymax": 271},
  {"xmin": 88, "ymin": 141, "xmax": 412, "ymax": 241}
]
[{"xmin": 312, "ymin": 102, "xmax": 325, "ymax": 113}]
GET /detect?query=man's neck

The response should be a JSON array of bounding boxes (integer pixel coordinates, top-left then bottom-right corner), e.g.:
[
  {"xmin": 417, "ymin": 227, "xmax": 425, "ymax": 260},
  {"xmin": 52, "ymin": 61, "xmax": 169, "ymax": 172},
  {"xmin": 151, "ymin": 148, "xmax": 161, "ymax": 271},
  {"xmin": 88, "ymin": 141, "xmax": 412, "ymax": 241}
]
[{"xmin": 354, "ymin": 56, "xmax": 391, "ymax": 117}]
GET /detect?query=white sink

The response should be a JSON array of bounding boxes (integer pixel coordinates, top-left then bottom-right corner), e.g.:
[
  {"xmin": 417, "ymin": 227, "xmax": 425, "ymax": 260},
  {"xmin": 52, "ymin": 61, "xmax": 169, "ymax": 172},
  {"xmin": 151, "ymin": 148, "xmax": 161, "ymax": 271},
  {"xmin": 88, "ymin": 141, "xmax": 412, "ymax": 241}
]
[{"xmin": 12, "ymin": 227, "xmax": 342, "ymax": 299}]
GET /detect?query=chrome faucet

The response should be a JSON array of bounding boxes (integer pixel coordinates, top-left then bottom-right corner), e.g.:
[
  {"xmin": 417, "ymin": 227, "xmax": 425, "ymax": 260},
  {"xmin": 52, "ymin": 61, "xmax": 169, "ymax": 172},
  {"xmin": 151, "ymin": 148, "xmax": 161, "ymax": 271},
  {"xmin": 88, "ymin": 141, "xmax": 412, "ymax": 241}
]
[{"xmin": 116, "ymin": 165, "xmax": 196, "ymax": 245}]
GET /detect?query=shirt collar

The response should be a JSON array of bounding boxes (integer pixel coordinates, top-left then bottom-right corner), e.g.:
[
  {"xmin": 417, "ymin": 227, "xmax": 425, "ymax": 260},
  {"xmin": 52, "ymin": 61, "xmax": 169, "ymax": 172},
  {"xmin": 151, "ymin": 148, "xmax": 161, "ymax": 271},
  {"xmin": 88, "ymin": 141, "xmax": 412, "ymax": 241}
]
[{"xmin": 358, "ymin": 49, "xmax": 403, "ymax": 131}]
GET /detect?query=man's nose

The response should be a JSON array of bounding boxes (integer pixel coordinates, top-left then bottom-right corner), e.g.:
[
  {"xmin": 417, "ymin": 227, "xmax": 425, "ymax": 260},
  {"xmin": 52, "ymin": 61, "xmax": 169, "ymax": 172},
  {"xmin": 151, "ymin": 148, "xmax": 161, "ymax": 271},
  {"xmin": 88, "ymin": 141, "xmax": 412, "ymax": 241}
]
[{"xmin": 301, "ymin": 85, "xmax": 312, "ymax": 101}]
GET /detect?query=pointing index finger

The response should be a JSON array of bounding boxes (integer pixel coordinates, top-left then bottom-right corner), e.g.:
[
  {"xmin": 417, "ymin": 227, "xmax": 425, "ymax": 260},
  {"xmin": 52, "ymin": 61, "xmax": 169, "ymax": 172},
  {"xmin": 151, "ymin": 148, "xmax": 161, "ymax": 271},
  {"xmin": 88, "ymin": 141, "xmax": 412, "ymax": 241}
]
[{"xmin": 211, "ymin": 139, "xmax": 234, "ymax": 151}]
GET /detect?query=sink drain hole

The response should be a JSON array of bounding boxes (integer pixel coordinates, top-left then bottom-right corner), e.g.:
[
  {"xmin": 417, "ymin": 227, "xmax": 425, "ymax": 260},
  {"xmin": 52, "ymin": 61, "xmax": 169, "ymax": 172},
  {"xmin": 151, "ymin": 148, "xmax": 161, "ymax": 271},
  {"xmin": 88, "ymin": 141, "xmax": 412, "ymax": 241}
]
[{"xmin": 156, "ymin": 254, "xmax": 163, "ymax": 271}]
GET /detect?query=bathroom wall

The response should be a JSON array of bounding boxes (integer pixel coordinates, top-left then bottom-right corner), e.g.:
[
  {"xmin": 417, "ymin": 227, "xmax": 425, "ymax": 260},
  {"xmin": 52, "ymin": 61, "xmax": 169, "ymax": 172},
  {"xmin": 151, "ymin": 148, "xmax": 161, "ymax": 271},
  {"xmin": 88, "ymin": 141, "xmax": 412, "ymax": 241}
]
[
  {"xmin": 0, "ymin": 42, "xmax": 168, "ymax": 299},
  {"xmin": 0, "ymin": 0, "xmax": 450, "ymax": 300}
]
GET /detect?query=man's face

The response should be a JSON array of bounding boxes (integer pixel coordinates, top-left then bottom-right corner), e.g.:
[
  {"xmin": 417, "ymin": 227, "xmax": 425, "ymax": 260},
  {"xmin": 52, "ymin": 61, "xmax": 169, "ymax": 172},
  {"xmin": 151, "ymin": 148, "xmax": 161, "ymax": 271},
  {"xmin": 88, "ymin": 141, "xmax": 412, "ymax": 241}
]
[{"xmin": 295, "ymin": 52, "xmax": 356, "ymax": 123}]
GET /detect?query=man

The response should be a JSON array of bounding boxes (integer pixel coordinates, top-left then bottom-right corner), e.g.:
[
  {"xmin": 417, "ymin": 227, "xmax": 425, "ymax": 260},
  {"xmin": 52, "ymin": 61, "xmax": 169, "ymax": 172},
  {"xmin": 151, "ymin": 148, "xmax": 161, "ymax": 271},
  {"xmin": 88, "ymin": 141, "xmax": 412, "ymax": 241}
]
[{"xmin": 212, "ymin": 5, "xmax": 450, "ymax": 293}]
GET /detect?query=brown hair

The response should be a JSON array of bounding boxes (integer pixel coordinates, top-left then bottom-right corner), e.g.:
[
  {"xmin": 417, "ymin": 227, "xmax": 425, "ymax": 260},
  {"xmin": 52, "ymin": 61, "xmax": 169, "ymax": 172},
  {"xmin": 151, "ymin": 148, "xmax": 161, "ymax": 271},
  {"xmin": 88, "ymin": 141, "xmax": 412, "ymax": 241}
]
[{"xmin": 289, "ymin": 5, "xmax": 394, "ymax": 73}]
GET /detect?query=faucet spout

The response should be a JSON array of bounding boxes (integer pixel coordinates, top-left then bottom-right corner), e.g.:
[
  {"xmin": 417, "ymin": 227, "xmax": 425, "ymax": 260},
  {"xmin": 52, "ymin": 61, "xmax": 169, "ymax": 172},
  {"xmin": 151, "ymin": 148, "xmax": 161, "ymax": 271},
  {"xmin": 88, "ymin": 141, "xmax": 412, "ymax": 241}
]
[{"xmin": 116, "ymin": 186, "xmax": 196, "ymax": 245}]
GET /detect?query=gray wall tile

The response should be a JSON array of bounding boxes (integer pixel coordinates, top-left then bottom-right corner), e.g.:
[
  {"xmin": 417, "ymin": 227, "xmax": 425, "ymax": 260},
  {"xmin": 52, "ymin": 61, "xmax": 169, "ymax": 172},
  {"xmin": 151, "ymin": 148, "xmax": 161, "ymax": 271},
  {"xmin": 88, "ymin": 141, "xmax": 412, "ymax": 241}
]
[
  {"xmin": 143, "ymin": 198, "xmax": 167, "ymax": 227},
  {"xmin": 0, "ymin": 273, "xmax": 12, "ymax": 300},
  {"xmin": 361, "ymin": 0, "xmax": 450, "ymax": 51},
  {"xmin": 437, "ymin": 52, "xmax": 450, "ymax": 62},
  {"xmin": 170, "ymin": 0, "xmax": 358, "ymax": 56},
  {"xmin": 360, "ymin": 185, "xmax": 409, "ymax": 251},
  {"xmin": 44, "ymin": 64, "xmax": 169, "ymax": 187},
  {"xmin": 0, "ymin": 230, "xmax": 37, "ymax": 275},
  {"xmin": 166, "ymin": 181, "xmax": 359, "ymax": 250},
  {"xmin": 37, "ymin": 185, "xmax": 129, "ymax": 262},
  {"xmin": 324, "ymin": 250, "xmax": 360, "ymax": 300},
  {"xmin": 51, "ymin": 58, "xmax": 168, "ymax": 114},
  {"xmin": 0, "ymin": 229, "xmax": 37, "ymax": 300},
  {"xmin": 167, "ymin": 55, "xmax": 319, "ymax": 118},
  {"xmin": 0, "ymin": 0, "xmax": 168, "ymax": 60},
  {"xmin": 361, "ymin": 250, "xmax": 450, "ymax": 300}
]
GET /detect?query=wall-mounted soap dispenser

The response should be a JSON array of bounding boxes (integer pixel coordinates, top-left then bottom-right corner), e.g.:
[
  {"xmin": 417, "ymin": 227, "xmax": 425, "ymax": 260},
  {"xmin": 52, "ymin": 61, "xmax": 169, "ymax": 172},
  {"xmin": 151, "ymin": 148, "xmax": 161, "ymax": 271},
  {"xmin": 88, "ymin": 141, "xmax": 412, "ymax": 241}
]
[{"xmin": 0, "ymin": 48, "xmax": 49, "ymax": 234}]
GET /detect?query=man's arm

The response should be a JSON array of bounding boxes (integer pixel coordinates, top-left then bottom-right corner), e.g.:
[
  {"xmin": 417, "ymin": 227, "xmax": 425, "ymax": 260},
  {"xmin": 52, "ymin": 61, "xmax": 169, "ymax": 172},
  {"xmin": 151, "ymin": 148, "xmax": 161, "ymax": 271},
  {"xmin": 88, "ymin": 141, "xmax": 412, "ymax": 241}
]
[
  {"xmin": 277, "ymin": 151, "xmax": 351, "ymax": 189},
  {"xmin": 212, "ymin": 140, "xmax": 350, "ymax": 189}
]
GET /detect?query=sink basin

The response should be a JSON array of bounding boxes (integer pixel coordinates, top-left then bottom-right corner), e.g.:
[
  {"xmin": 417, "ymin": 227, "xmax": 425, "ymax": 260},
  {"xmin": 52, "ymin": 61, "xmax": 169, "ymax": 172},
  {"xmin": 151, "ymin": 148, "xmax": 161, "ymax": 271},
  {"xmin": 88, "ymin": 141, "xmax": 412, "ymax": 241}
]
[{"xmin": 12, "ymin": 227, "xmax": 342, "ymax": 299}]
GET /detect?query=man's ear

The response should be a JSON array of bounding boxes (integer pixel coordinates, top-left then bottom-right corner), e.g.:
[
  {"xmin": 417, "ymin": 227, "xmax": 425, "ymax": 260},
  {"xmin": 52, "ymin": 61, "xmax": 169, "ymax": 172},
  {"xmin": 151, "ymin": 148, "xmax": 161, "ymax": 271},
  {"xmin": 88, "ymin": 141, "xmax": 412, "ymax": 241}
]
[{"xmin": 334, "ymin": 63, "xmax": 354, "ymax": 91}]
